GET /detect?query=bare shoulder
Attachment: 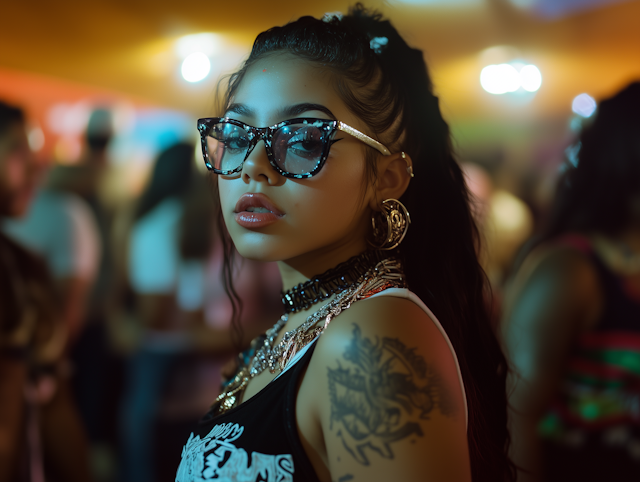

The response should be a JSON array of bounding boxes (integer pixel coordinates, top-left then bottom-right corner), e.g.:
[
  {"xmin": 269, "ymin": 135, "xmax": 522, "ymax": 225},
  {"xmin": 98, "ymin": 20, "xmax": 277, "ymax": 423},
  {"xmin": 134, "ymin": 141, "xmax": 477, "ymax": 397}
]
[
  {"xmin": 302, "ymin": 293, "xmax": 470, "ymax": 481},
  {"xmin": 504, "ymin": 242, "xmax": 602, "ymax": 326},
  {"xmin": 514, "ymin": 243, "xmax": 600, "ymax": 297},
  {"xmin": 318, "ymin": 294, "xmax": 454, "ymax": 361}
]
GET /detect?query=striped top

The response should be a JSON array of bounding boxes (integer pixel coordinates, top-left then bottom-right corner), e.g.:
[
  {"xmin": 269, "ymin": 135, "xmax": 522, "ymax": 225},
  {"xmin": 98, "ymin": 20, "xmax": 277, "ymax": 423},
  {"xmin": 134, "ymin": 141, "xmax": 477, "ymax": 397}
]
[{"xmin": 540, "ymin": 235, "xmax": 640, "ymax": 444}]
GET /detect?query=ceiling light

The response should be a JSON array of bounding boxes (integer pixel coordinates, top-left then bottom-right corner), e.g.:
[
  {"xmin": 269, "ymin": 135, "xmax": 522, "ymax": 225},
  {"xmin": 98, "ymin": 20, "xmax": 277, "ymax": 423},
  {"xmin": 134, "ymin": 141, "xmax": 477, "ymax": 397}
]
[
  {"xmin": 181, "ymin": 53, "xmax": 211, "ymax": 83},
  {"xmin": 480, "ymin": 64, "xmax": 519, "ymax": 94},
  {"xmin": 480, "ymin": 63, "xmax": 542, "ymax": 95},
  {"xmin": 572, "ymin": 93, "xmax": 597, "ymax": 117},
  {"xmin": 175, "ymin": 33, "xmax": 221, "ymax": 58},
  {"xmin": 519, "ymin": 65, "xmax": 542, "ymax": 92}
]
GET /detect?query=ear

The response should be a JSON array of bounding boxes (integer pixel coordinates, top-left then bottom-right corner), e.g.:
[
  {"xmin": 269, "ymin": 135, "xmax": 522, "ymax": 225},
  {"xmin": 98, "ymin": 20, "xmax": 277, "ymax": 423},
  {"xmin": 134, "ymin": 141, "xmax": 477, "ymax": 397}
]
[{"xmin": 368, "ymin": 151, "xmax": 414, "ymax": 211}]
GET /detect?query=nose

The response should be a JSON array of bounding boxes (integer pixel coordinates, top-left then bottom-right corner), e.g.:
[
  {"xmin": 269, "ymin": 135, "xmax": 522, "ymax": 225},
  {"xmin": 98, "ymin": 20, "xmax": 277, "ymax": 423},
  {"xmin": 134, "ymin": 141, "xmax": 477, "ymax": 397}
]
[{"xmin": 241, "ymin": 136, "xmax": 284, "ymax": 186}]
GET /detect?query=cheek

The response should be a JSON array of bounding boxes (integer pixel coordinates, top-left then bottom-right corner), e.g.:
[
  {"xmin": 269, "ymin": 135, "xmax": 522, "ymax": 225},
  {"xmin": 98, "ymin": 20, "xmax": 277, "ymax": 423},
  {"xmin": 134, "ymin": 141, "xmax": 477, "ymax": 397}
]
[{"xmin": 289, "ymin": 159, "xmax": 369, "ymax": 230}]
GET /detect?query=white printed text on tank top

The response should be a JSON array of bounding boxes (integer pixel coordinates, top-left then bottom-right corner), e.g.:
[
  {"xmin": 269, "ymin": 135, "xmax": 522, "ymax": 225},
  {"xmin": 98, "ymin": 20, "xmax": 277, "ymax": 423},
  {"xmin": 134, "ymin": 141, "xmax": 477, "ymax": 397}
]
[{"xmin": 175, "ymin": 422, "xmax": 294, "ymax": 482}]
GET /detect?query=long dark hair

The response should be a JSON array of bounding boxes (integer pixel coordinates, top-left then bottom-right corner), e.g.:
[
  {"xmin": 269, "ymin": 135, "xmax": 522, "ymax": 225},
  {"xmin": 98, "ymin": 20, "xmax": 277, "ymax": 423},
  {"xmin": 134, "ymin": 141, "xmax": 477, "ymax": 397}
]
[
  {"xmin": 536, "ymin": 82, "xmax": 640, "ymax": 245},
  {"xmin": 135, "ymin": 142, "xmax": 195, "ymax": 221},
  {"xmin": 216, "ymin": 5, "xmax": 513, "ymax": 480}
]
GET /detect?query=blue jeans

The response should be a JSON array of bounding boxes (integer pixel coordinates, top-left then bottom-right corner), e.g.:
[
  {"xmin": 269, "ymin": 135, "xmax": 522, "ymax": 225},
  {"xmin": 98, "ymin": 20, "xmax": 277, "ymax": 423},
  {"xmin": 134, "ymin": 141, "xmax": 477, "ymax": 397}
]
[{"xmin": 118, "ymin": 345, "xmax": 178, "ymax": 482}]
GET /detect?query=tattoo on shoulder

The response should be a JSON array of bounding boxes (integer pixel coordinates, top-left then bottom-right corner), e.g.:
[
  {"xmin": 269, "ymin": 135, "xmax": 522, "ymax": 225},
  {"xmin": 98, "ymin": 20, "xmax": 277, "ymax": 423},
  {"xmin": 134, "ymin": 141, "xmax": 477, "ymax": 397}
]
[{"xmin": 327, "ymin": 324, "xmax": 456, "ymax": 465}]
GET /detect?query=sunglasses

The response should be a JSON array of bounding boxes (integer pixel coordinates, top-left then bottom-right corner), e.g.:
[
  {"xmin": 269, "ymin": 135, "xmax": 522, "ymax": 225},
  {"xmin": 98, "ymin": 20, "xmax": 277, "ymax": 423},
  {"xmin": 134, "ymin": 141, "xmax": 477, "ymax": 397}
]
[{"xmin": 197, "ymin": 117, "xmax": 391, "ymax": 179}]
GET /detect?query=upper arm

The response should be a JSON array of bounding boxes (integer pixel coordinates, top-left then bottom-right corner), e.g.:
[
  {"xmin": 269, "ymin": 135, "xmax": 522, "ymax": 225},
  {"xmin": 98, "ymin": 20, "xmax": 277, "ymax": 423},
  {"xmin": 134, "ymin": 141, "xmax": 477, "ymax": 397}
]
[
  {"xmin": 304, "ymin": 297, "xmax": 470, "ymax": 482},
  {"xmin": 128, "ymin": 205, "xmax": 180, "ymax": 295},
  {"xmin": 501, "ymin": 246, "xmax": 602, "ymax": 415},
  {"xmin": 64, "ymin": 195, "xmax": 101, "ymax": 281}
]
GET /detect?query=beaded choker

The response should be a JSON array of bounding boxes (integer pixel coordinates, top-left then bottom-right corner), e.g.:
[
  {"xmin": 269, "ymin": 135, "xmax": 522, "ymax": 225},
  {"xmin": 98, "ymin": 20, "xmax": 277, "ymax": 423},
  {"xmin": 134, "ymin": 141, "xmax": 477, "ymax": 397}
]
[{"xmin": 281, "ymin": 249, "xmax": 392, "ymax": 313}]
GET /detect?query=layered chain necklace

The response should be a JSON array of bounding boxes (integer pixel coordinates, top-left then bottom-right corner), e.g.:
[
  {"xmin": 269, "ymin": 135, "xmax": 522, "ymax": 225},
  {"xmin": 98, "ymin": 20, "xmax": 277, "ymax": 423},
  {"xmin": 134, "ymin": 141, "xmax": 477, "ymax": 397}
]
[{"xmin": 209, "ymin": 250, "xmax": 407, "ymax": 415}]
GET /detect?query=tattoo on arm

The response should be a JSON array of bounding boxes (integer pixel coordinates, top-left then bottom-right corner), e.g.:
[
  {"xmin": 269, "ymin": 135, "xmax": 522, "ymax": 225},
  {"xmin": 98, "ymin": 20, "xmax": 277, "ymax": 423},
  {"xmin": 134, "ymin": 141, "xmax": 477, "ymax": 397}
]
[{"xmin": 327, "ymin": 324, "xmax": 455, "ymax": 465}]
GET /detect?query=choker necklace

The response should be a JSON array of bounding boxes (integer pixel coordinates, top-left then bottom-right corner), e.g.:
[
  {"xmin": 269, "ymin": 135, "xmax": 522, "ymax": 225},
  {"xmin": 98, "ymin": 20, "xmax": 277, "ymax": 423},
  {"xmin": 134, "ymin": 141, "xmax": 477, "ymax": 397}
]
[
  {"xmin": 209, "ymin": 252, "xmax": 407, "ymax": 416},
  {"xmin": 281, "ymin": 249, "xmax": 392, "ymax": 313}
]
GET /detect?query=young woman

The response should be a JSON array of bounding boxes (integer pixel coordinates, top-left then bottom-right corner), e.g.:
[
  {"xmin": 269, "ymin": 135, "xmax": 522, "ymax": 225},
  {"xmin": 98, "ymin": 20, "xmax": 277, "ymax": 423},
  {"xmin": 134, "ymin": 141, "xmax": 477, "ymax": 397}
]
[
  {"xmin": 176, "ymin": 6, "xmax": 513, "ymax": 482},
  {"xmin": 502, "ymin": 82, "xmax": 640, "ymax": 482}
]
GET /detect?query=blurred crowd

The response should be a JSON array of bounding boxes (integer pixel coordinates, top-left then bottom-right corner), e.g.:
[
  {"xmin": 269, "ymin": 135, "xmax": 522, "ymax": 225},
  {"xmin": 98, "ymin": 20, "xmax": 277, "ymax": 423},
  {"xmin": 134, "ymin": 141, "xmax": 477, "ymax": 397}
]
[
  {"xmin": 0, "ymin": 103, "xmax": 281, "ymax": 482},
  {"xmin": 1, "ymin": 81, "xmax": 639, "ymax": 482}
]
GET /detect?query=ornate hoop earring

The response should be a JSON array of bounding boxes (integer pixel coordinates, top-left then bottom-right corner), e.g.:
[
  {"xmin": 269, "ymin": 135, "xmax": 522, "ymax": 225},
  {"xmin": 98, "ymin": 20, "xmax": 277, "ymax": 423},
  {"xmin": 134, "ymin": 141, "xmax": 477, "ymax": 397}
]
[{"xmin": 369, "ymin": 199, "xmax": 411, "ymax": 250}]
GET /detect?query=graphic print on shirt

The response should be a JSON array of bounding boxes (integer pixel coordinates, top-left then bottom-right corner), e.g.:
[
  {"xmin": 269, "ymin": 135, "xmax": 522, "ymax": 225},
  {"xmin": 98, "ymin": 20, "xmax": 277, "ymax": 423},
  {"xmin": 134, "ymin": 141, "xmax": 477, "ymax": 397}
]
[
  {"xmin": 328, "ymin": 324, "xmax": 454, "ymax": 465},
  {"xmin": 175, "ymin": 422, "xmax": 295, "ymax": 482}
]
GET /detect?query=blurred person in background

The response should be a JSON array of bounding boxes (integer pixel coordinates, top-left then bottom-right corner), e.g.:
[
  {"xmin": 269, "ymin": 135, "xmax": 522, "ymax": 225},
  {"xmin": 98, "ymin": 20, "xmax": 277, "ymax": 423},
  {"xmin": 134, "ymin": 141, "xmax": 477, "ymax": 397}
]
[
  {"xmin": 118, "ymin": 141, "xmax": 199, "ymax": 482},
  {"xmin": 118, "ymin": 142, "xmax": 280, "ymax": 482},
  {"xmin": 462, "ymin": 162, "xmax": 534, "ymax": 323},
  {"xmin": 5, "ymin": 108, "xmax": 118, "ymax": 481},
  {"xmin": 3, "ymin": 151, "xmax": 101, "ymax": 347},
  {"xmin": 61, "ymin": 110, "xmax": 122, "ymax": 479},
  {"xmin": 0, "ymin": 100, "xmax": 92, "ymax": 481},
  {"xmin": 502, "ymin": 81, "xmax": 640, "ymax": 481},
  {"xmin": 149, "ymin": 171, "xmax": 282, "ymax": 482}
]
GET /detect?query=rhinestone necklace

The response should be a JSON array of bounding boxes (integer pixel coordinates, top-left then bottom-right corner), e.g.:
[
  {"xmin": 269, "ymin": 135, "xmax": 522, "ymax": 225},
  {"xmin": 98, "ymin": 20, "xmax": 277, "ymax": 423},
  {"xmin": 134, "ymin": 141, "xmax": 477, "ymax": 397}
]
[
  {"xmin": 209, "ymin": 253, "xmax": 407, "ymax": 415},
  {"xmin": 280, "ymin": 249, "xmax": 391, "ymax": 313}
]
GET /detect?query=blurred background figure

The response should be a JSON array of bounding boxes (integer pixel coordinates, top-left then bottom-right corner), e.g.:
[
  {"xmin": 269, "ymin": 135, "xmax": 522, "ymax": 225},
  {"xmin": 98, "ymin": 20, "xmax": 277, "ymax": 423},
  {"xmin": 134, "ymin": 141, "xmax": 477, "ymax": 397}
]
[
  {"xmin": 463, "ymin": 162, "xmax": 534, "ymax": 322},
  {"xmin": 502, "ymin": 81, "xmax": 640, "ymax": 481},
  {"xmin": 117, "ymin": 141, "xmax": 201, "ymax": 482},
  {"xmin": 0, "ymin": 100, "xmax": 92, "ymax": 481},
  {"xmin": 4, "ymin": 107, "xmax": 119, "ymax": 481},
  {"xmin": 116, "ymin": 141, "xmax": 281, "ymax": 482},
  {"xmin": 3, "ymin": 175, "xmax": 101, "ymax": 344}
]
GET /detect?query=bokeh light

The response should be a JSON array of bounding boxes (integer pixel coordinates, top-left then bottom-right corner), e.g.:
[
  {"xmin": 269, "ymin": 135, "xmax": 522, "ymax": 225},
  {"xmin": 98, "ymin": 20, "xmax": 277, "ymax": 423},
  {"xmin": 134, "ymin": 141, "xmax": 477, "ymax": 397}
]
[
  {"xmin": 47, "ymin": 102, "xmax": 91, "ymax": 135},
  {"xmin": 572, "ymin": 93, "xmax": 597, "ymax": 117},
  {"xmin": 28, "ymin": 126, "xmax": 45, "ymax": 151},
  {"xmin": 181, "ymin": 53, "xmax": 211, "ymax": 83},
  {"xmin": 175, "ymin": 33, "xmax": 221, "ymax": 58},
  {"xmin": 519, "ymin": 65, "xmax": 542, "ymax": 92},
  {"xmin": 481, "ymin": 64, "xmax": 519, "ymax": 94},
  {"xmin": 480, "ymin": 63, "xmax": 542, "ymax": 95}
]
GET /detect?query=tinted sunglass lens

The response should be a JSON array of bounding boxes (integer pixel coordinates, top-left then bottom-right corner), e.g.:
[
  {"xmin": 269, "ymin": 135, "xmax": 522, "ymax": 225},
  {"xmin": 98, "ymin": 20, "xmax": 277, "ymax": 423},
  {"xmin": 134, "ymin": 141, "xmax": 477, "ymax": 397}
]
[
  {"xmin": 272, "ymin": 124, "xmax": 326, "ymax": 175},
  {"xmin": 206, "ymin": 122, "xmax": 250, "ymax": 172}
]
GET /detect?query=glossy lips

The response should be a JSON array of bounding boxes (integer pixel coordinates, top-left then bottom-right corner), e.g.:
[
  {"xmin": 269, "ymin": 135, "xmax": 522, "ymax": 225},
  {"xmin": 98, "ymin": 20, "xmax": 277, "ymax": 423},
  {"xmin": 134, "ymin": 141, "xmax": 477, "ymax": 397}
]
[{"xmin": 234, "ymin": 192, "xmax": 284, "ymax": 228}]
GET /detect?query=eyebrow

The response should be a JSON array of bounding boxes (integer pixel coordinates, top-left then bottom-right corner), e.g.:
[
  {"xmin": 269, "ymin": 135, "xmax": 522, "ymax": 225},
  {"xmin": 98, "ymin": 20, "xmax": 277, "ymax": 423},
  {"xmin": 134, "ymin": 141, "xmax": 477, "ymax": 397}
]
[
  {"xmin": 280, "ymin": 103, "xmax": 337, "ymax": 120},
  {"xmin": 225, "ymin": 103, "xmax": 254, "ymax": 117},
  {"xmin": 225, "ymin": 103, "xmax": 337, "ymax": 122}
]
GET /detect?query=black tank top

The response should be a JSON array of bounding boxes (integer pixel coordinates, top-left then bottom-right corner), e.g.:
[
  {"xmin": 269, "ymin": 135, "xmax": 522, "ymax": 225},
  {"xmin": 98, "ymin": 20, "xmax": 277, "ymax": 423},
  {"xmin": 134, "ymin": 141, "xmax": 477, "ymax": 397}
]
[{"xmin": 175, "ymin": 341, "xmax": 321, "ymax": 482}]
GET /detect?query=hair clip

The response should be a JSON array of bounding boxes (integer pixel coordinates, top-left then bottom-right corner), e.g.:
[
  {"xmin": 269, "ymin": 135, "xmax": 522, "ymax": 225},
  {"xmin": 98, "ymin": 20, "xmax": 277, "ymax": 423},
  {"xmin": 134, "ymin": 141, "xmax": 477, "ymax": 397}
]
[
  {"xmin": 401, "ymin": 151, "xmax": 414, "ymax": 178},
  {"xmin": 322, "ymin": 12, "xmax": 343, "ymax": 23},
  {"xmin": 369, "ymin": 36, "xmax": 389, "ymax": 54}
]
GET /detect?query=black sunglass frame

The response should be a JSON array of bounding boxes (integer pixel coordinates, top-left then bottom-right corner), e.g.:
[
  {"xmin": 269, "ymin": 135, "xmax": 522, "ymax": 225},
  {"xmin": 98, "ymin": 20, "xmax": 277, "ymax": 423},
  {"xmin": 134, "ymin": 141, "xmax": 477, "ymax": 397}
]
[{"xmin": 197, "ymin": 117, "xmax": 343, "ymax": 179}]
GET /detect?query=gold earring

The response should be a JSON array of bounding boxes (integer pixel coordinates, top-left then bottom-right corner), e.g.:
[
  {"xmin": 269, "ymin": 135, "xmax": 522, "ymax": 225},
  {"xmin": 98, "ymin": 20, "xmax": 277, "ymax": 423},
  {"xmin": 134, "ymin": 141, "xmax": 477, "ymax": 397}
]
[
  {"xmin": 402, "ymin": 152, "xmax": 414, "ymax": 178},
  {"xmin": 369, "ymin": 199, "xmax": 411, "ymax": 250}
]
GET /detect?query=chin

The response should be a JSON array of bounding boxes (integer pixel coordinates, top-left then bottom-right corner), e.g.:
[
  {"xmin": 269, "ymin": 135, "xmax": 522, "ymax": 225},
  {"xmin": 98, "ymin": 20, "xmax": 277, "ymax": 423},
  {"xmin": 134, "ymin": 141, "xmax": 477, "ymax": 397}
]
[
  {"xmin": 233, "ymin": 241, "xmax": 287, "ymax": 263},
  {"xmin": 231, "ymin": 233, "xmax": 305, "ymax": 264}
]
